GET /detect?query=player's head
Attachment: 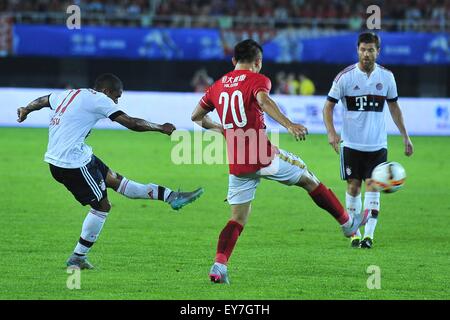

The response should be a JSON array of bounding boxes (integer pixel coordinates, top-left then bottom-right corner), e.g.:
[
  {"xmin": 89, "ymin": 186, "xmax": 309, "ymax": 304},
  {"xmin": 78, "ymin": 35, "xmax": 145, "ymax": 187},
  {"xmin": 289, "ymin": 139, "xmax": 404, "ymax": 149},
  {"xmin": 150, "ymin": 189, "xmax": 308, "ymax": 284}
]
[
  {"xmin": 232, "ymin": 39, "xmax": 263, "ymax": 73},
  {"xmin": 94, "ymin": 73, "xmax": 123, "ymax": 104},
  {"xmin": 357, "ymin": 32, "xmax": 380, "ymax": 70}
]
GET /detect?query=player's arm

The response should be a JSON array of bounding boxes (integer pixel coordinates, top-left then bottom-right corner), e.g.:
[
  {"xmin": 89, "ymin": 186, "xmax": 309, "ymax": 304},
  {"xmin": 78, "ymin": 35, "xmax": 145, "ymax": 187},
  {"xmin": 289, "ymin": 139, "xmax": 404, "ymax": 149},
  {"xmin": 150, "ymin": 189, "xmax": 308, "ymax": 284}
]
[
  {"xmin": 387, "ymin": 101, "xmax": 414, "ymax": 156},
  {"xmin": 191, "ymin": 104, "xmax": 224, "ymax": 134},
  {"xmin": 323, "ymin": 99, "xmax": 341, "ymax": 154},
  {"xmin": 256, "ymin": 91, "xmax": 307, "ymax": 141},
  {"xmin": 17, "ymin": 95, "xmax": 51, "ymax": 123},
  {"xmin": 113, "ymin": 112, "xmax": 175, "ymax": 135}
]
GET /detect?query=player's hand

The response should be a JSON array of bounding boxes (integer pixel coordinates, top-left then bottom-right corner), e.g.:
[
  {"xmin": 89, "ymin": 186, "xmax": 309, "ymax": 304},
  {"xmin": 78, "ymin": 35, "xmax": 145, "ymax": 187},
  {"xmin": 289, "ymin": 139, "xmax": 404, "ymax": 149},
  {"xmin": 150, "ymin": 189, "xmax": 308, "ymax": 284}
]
[
  {"xmin": 161, "ymin": 123, "xmax": 176, "ymax": 136},
  {"xmin": 287, "ymin": 123, "xmax": 308, "ymax": 141},
  {"xmin": 17, "ymin": 107, "xmax": 29, "ymax": 123},
  {"xmin": 404, "ymin": 136, "xmax": 414, "ymax": 156},
  {"xmin": 327, "ymin": 132, "xmax": 341, "ymax": 154}
]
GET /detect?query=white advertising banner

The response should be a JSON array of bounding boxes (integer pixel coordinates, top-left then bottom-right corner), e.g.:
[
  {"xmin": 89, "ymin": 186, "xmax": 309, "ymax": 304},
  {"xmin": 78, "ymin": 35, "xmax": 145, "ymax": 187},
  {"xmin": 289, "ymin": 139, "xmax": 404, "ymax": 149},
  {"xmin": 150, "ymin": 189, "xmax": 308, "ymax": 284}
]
[{"xmin": 1, "ymin": 88, "xmax": 449, "ymax": 136}]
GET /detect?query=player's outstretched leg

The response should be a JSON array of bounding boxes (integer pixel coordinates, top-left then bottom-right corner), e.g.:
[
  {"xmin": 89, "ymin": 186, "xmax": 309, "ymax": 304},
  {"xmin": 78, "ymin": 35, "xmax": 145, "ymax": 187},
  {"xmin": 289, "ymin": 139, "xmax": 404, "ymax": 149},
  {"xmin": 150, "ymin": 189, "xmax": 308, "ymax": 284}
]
[
  {"xmin": 107, "ymin": 170, "xmax": 203, "ymax": 211},
  {"xmin": 67, "ymin": 201, "xmax": 110, "ymax": 269},
  {"xmin": 296, "ymin": 171, "xmax": 369, "ymax": 237},
  {"xmin": 209, "ymin": 203, "xmax": 249, "ymax": 284}
]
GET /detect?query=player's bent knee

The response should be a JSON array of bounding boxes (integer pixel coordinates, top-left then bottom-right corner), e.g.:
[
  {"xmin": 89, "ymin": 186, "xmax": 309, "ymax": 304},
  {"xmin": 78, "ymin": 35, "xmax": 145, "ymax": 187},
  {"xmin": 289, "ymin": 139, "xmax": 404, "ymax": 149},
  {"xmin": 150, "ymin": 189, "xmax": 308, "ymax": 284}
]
[
  {"xmin": 92, "ymin": 198, "xmax": 112, "ymax": 212},
  {"xmin": 231, "ymin": 203, "xmax": 251, "ymax": 225},
  {"xmin": 296, "ymin": 171, "xmax": 320, "ymax": 192},
  {"xmin": 103, "ymin": 200, "xmax": 112, "ymax": 212},
  {"xmin": 106, "ymin": 170, "xmax": 123, "ymax": 191},
  {"xmin": 347, "ymin": 180, "xmax": 362, "ymax": 196}
]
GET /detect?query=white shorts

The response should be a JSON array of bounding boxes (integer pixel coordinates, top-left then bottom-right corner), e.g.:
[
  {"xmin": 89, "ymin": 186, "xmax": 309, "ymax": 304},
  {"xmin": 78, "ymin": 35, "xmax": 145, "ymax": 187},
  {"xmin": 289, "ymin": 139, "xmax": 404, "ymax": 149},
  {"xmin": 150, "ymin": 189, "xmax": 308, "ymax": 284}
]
[{"xmin": 227, "ymin": 149, "xmax": 307, "ymax": 205}]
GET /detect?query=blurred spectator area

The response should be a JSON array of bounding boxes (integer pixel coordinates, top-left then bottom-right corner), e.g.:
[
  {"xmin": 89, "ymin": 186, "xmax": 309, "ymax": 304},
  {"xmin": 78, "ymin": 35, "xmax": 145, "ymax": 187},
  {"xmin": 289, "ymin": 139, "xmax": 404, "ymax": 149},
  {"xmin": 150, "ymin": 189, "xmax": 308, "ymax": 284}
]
[
  {"xmin": 274, "ymin": 72, "xmax": 316, "ymax": 95},
  {"xmin": 2, "ymin": 55, "xmax": 447, "ymax": 97},
  {"xmin": 0, "ymin": 0, "xmax": 449, "ymax": 32},
  {"xmin": 0, "ymin": 13, "xmax": 12, "ymax": 56},
  {"xmin": 191, "ymin": 68, "xmax": 213, "ymax": 92}
]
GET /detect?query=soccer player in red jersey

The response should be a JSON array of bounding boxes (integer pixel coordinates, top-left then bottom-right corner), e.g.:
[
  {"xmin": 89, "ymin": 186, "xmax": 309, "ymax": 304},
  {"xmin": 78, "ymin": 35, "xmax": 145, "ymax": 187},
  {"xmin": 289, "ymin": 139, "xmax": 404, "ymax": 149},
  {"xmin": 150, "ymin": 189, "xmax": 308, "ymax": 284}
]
[{"xmin": 191, "ymin": 39, "xmax": 369, "ymax": 284}]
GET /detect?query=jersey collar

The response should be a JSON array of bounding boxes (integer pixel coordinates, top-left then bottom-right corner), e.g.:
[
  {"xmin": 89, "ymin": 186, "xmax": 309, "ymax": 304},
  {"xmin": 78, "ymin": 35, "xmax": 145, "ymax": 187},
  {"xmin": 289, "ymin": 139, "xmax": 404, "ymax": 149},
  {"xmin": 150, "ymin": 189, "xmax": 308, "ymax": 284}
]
[{"xmin": 356, "ymin": 63, "xmax": 378, "ymax": 78}]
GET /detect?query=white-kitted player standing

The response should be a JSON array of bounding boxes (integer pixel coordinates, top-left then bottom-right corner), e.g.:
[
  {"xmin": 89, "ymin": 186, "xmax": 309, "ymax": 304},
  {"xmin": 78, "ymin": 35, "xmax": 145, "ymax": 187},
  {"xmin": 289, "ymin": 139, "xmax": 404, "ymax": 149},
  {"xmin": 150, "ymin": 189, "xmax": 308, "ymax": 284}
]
[{"xmin": 323, "ymin": 33, "xmax": 414, "ymax": 249}]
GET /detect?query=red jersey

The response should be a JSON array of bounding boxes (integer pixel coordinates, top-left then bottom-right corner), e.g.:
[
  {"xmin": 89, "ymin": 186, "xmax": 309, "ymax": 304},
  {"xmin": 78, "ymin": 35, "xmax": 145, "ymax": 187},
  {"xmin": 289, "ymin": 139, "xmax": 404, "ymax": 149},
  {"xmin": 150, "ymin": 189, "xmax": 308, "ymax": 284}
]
[{"xmin": 199, "ymin": 69, "xmax": 277, "ymax": 176}]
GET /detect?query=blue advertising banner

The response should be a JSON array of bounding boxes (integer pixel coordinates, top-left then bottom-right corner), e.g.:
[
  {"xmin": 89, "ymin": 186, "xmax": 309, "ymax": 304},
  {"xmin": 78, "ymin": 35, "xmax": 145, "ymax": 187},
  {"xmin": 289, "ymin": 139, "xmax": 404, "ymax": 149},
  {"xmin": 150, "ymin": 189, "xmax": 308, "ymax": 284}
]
[
  {"xmin": 263, "ymin": 31, "xmax": 450, "ymax": 65},
  {"xmin": 12, "ymin": 24, "xmax": 449, "ymax": 65},
  {"xmin": 13, "ymin": 24, "xmax": 224, "ymax": 60}
]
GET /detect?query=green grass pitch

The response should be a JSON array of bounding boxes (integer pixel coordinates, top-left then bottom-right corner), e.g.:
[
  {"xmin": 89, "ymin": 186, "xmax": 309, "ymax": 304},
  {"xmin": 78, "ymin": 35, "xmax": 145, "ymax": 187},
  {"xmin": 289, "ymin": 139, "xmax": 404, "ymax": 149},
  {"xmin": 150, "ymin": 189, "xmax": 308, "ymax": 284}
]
[{"xmin": 0, "ymin": 127, "xmax": 449, "ymax": 299}]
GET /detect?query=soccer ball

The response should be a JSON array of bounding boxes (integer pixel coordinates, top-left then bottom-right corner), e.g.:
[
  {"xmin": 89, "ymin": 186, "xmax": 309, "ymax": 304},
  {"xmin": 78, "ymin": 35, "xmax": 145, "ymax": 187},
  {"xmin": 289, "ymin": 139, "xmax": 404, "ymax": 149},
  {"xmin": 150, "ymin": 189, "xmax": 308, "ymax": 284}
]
[{"xmin": 371, "ymin": 162, "xmax": 406, "ymax": 193}]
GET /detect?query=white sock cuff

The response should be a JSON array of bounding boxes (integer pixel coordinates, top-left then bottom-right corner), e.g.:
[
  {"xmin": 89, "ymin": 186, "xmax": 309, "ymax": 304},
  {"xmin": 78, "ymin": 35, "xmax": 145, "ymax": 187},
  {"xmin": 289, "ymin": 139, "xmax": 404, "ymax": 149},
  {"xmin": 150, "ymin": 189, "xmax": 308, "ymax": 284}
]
[
  {"xmin": 364, "ymin": 192, "xmax": 380, "ymax": 210},
  {"xmin": 364, "ymin": 191, "xmax": 380, "ymax": 199},
  {"xmin": 345, "ymin": 192, "xmax": 361, "ymax": 199},
  {"xmin": 346, "ymin": 192, "xmax": 361, "ymax": 202},
  {"xmin": 89, "ymin": 208, "xmax": 108, "ymax": 220},
  {"xmin": 117, "ymin": 178, "xmax": 130, "ymax": 194}
]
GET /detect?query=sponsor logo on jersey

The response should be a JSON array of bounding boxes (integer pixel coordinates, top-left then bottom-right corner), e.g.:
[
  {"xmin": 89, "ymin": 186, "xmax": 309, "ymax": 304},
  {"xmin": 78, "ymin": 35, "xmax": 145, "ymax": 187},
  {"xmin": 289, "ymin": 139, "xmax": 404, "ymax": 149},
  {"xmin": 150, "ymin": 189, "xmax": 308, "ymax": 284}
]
[
  {"xmin": 222, "ymin": 75, "xmax": 247, "ymax": 88},
  {"xmin": 376, "ymin": 83, "xmax": 383, "ymax": 90},
  {"xmin": 345, "ymin": 95, "xmax": 386, "ymax": 112},
  {"xmin": 353, "ymin": 85, "xmax": 360, "ymax": 90}
]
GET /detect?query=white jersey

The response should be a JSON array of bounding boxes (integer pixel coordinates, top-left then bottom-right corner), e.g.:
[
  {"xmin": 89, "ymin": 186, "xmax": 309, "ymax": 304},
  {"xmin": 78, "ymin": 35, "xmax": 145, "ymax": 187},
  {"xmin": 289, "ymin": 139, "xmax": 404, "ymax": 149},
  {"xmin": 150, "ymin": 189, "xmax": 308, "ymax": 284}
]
[
  {"xmin": 327, "ymin": 63, "xmax": 398, "ymax": 152},
  {"xmin": 44, "ymin": 89, "xmax": 121, "ymax": 168}
]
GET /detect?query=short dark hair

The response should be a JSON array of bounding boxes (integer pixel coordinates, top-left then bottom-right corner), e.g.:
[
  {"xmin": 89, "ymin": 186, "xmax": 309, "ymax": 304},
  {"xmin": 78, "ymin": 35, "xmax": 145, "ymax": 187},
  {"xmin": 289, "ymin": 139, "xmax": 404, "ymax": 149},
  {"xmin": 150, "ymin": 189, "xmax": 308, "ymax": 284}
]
[
  {"xmin": 234, "ymin": 39, "xmax": 263, "ymax": 63},
  {"xmin": 94, "ymin": 73, "xmax": 123, "ymax": 91},
  {"xmin": 358, "ymin": 32, "xmax": 380, "ymax": 48}
]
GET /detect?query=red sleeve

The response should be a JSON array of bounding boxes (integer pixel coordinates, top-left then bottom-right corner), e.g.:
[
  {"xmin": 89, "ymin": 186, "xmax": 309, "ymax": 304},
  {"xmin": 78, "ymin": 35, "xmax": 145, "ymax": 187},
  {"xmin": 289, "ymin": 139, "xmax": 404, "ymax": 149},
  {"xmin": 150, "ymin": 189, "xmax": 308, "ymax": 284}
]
[
  {"xmin": 199, "ymin": 86, "xmax": 215, "ymax": 111},
  {"xmin": 252, "ymin": 74, "xmax": 272, "ymax": 98}
]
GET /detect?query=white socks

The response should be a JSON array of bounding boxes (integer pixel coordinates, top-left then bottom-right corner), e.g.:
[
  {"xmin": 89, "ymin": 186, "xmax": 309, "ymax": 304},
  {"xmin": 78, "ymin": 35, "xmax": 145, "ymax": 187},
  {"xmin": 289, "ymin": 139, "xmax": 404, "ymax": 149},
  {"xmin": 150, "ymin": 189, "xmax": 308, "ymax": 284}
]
[
  {"xmin": 346, "ymin": 192, "xmax": 362, "ymax": 238},
  {"xmin": 74, "ymin": 209, "xmax": 108, "ymax": 256},
  {"xmin": 117, "ymin": 178, "xmax": 172, "ymax": 202},
  {"xmin": 363, "ymin": 192, "xmax": 380, "ymax": 239}
]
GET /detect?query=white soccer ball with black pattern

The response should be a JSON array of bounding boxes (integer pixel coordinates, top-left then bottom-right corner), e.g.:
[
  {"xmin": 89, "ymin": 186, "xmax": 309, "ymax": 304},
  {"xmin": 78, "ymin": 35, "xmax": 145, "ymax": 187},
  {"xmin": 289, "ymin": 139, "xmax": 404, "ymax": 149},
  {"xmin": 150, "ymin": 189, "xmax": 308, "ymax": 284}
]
[{"xmin": 371, "ymin": 161, "xmax": 406, "ymax": 193}]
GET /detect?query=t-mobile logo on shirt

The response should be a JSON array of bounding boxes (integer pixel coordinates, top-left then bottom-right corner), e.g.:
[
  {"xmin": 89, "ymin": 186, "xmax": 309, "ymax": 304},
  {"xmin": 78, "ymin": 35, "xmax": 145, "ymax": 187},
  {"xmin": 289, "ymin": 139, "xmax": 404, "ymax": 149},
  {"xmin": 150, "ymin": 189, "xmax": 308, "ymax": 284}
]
[
  {"xmin": 346, "ymin": 95, "xmax": 385, "ymax": 112},
  {"xmin": 355, "ymin": 95, "xmax": 380, "ymax": 110},
  {"xmin": 356, "ymin": 96, "xmax": 375, "ymax": 110}
]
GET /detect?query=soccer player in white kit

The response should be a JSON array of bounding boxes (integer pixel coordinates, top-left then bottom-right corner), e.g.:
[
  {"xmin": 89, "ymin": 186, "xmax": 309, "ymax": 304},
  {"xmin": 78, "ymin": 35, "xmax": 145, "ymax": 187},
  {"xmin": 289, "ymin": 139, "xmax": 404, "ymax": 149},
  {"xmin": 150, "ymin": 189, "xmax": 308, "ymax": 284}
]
[
  {"xmin": 323, "ymin": 33, "xmax": 414, "ymax": 249},
  {"xmin": 17, "ymin": 74, "xmax": 204, "ymax": 269}
]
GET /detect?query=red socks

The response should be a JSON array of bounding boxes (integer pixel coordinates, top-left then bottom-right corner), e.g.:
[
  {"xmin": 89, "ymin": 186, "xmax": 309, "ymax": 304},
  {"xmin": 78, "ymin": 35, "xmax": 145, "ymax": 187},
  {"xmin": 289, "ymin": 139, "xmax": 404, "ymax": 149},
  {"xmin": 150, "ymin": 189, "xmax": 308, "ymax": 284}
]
[
  {"xmin": 215, "ymin": 220, "xmax": 244, "ymax": 265},
  {"xmin": 309, "ymin": 183, "xmax": 349, "ymax": 225},
  {"xmin": 214, "ymin": 184, "xmax": 346, "ymax": 265}
]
